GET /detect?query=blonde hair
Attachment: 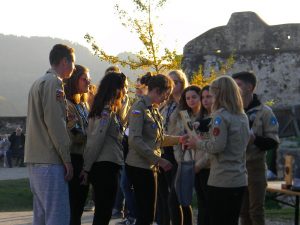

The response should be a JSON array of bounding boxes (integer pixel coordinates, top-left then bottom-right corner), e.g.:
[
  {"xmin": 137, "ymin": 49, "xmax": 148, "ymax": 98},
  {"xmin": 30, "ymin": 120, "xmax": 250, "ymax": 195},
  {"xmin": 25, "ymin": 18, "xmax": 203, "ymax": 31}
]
[
  {"xmin": 105, "ymin": 65, "xmax": 121, "ymax": 75},
  {"xmin": 168, "ymin": 70, "xmax": 189, "ymax": 90},
  {"xmin": 210, "ymin": 76, "xmax": 244, "ymax": 114}
]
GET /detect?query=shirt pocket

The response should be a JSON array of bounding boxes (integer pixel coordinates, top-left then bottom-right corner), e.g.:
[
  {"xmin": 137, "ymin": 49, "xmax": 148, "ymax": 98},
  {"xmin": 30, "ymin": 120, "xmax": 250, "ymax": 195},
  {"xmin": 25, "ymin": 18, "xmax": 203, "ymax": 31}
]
[{"xmin": 144, "ymin": 112, "xmax": 159, "ymax": 140}]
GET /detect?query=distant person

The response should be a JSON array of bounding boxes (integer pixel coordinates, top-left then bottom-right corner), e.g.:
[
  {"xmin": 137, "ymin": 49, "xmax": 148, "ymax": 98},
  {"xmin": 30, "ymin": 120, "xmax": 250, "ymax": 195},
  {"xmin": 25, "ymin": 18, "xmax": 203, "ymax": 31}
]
[
  {"xmin": 25, "ymin": 44, "xmax": 75, "ymax": 225},
  {"xmin": 6, "ymin": 127, "xmax": 25, "ymax": 167},
  {"xmin": 232, "ymin": 72, "xmax": 279, "ymax": 225},
  {"xmin": 64, "ymin": 64, "xmax": 91, "ymax": 225}
]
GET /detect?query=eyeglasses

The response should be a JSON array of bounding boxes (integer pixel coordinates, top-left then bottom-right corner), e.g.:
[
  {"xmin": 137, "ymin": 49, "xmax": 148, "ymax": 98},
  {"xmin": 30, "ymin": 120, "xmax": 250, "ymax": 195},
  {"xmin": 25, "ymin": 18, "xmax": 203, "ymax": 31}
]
[{"xmin": 80, "ymin": 77, "xmax": 91, "ymax": 83}]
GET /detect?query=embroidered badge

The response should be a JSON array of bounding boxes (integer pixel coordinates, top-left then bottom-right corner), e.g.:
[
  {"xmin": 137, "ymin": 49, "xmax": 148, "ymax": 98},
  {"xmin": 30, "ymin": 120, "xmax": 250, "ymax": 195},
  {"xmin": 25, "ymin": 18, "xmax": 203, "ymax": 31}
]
[
  {"xmin": 101, "ymin": 110, "xmax": 110, "ymax": 118},
  {"xmin": 214, "ymin": 117, "xmax": 222, "ymax": 126},
  {"xmin": 151, "ymin": 123, "xmax": 157, "ymax": 129},
  {"xmin": 270, "ymin": 117, "xmax": 278, "ymax": 126},
  {"xmin": 56, "ymin": 89, "xmax": 64, "ymax": 102},
  {"xmin": 213, "ymin": 127, "xmax": 220, "ymax": 136}
]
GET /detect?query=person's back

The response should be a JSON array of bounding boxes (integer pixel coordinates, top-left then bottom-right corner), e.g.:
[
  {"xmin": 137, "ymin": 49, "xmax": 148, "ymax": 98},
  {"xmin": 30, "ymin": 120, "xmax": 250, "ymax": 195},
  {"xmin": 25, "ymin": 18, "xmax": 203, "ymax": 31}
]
[
  {"xmin": 25, "ymin": 44, "xmax": 75, "ymax": 225},
  {"xmin": 25, "ymin": 71, "xmax": 71, "ymax": 164},
  {"xmin": 208, "ymin": 108, "xmax": 249, "ymax": 188}
]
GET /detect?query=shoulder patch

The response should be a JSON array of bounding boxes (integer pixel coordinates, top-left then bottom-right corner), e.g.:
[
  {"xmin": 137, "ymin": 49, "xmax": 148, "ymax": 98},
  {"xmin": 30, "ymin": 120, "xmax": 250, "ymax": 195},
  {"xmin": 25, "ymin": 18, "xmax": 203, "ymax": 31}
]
[
  {"xmin": 213, "ymin": 127, "xmax": 220, "ymax": 136},
  {"xmin": 56, "ymin": 89, "xmax": 64, "ymax": 102},
  {"xmin": 270, "ymin": 116, "xmax": 278, "ymax": 126},
  {"xmin": 214, "ymin": 116, "xmax": 222, "ymax": 126}
]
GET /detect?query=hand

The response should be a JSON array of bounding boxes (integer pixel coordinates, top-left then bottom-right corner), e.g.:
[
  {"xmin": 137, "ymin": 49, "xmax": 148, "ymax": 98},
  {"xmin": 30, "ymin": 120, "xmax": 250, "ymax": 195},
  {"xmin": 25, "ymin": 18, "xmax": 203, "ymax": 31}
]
[
  {"xmin": 179, "ymin": 134, "xmax": 189, "ymax": 145},
  {"xmin": 64, "ymin": 162, "xmax": 73, "ymax": 181},
  {"xmin": 186, "ymin": 136, "xmax": 198, "ymax": 150},
  {"xmin": 158, "ymin": 158, "xmax": 172, "ymax": 172},
  {"xmin": 79, "ymin": 170, "xmax": 89, "ymax": 185}
]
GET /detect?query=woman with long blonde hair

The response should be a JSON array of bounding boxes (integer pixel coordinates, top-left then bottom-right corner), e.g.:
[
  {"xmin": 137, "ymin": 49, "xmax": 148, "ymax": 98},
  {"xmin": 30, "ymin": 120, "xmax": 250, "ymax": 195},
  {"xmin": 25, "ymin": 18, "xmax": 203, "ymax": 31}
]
[{"xmin": 187, "ymin": 76, "xmax": 250, "ymax": 225}]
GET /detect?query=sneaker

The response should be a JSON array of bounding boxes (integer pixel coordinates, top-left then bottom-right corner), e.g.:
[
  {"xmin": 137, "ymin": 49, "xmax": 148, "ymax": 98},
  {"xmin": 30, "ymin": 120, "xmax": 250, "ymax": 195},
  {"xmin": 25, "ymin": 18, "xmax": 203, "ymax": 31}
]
[
  {"xmin": 111, "ymin": 209, "xmax": 123, "ymax": 219},
  {"xmin": 115, "ymin": 217, "xmax": 136, "ymax": 225},
  {"xmin": 84, "ymin": 200, "xmax": 95, "ymax": 211}
]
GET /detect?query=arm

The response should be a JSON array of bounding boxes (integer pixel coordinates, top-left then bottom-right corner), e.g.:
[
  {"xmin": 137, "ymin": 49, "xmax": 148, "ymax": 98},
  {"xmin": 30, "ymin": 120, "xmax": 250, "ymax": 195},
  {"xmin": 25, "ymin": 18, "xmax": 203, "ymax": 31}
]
[
  {"xmin": 196, "ymin": 114, "xmax": 228, "ymax": 154},
  {"xmin": 129, "ymin": 104, "xmax": 161, "ymax": 165},
  {"xmin": 41, "ymin": 78, "xmax": 71, "ymax": 163},
  {"xmin": 254, "ymin": 109, "xmax": 280, "ymax": 151}
]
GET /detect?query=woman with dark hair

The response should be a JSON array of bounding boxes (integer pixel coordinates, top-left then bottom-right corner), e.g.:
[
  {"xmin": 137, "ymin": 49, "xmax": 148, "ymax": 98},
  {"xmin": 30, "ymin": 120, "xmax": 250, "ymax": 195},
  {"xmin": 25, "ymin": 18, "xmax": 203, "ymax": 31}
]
[
  {"xmin": 126, "ymin": 74, "xmax": 186, "ymax": 225},
  {"xmin": 172, "ymin": 85, "xmax": 202, "ymax": 225},
  {"xmin": 64, "ymin": 64, "xmax": 91, "ymax": 225},
  {"xmin": 194, "ymin": 85, "xmax": 212, "ymax": 225},
  {"xmin": 81, "ymin": 72, "xmax": 128, "ymax": 225}
]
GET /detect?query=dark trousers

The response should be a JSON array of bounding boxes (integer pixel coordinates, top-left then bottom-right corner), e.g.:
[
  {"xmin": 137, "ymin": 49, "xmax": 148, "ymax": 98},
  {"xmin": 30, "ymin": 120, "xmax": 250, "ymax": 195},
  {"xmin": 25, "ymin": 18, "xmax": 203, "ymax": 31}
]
[
  {"xmin": 207, "ymin": 185, "xmax": 245, "ymax": 225},
  {"xmin": 89, "ymin": 161, "xmax": 121, "ymax": 225},
  {"xmin": 126, "ymin": 165, "xmax": 157, "ymax": 225},
  {"xmin": 69, "ymin": 154, "xmax": 89, "ymax": 225},
  {"xmin": 194, "ymin": 169, "xmax": 210, "ymax": 225},
  {"xmin": 6, "ymin": 148, "xmax": 24, "ymax": 167}
]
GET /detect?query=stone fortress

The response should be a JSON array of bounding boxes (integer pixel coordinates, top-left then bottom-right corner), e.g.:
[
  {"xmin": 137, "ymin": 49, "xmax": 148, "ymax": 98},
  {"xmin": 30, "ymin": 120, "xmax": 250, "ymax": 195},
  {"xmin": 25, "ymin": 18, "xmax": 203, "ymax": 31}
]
[{"xmin": 182, "ymin": 11, "xmax": 300, "ymax": 107}]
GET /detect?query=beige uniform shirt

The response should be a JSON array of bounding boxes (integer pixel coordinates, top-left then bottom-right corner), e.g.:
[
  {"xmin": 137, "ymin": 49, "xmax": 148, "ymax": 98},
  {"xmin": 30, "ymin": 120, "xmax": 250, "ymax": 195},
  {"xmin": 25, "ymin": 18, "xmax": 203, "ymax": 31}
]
[
  {"xmin": 126, "ymin": 96, "xmax": 180, "ymax": 170},
  {"xmin": 66, "ymin": 100, "xmax": 88, "ymax": 155},
  {"xmin": 196, "ymin": 108, "xmax": 250, "ymax": 187},
  {"xmin": 83, "ymin": 107, "xmax": 124, "ymax": 172},
  {"xmin": 246, "ymin": 104, "xmax": 280, "ymax": 174},
  {"xmin": 25, "ymin": 69, "xmax": 71, "ymax": 164}
]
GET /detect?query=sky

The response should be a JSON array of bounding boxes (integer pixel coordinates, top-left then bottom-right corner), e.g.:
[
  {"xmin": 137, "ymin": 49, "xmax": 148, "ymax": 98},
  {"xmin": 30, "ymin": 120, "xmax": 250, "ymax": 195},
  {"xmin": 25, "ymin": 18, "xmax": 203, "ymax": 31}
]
[{"xmin": 1, "ymin": 0, "xmax": 300, "ymax": 55}]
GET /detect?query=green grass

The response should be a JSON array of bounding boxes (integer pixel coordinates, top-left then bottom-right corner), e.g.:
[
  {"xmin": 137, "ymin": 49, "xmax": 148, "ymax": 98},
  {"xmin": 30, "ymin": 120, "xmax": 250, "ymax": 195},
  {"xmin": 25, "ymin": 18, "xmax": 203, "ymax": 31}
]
[
  {"xmin": 265, "ymin": 208, "xmax": 294, "ymax": 221},
  {"xmin": 0, "ymin": 179, "xmax": 32, "ymax": 211}
]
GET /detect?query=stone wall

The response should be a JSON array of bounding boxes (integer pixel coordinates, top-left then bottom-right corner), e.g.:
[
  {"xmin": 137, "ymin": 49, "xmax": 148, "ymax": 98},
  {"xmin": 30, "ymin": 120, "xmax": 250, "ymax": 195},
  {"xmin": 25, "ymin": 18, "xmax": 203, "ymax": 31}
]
[{"xmin": 182, "ymin": 11, "xmax": 300, "ymax": 107}]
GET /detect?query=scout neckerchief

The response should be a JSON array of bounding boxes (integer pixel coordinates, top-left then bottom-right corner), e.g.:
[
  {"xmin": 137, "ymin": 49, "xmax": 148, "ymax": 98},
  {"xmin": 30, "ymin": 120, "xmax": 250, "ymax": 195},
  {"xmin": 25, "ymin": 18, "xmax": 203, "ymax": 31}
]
[
  {"xmin": 75, "ymin": 103, "xmax": 89, "ymax": 129},
  {"xmin": 115, "ymin": 113, "xmax": 125, "ymax": 136},
  {"xmin": 163, "ymin": 101, "xmax": 177, "ymax": 132}
]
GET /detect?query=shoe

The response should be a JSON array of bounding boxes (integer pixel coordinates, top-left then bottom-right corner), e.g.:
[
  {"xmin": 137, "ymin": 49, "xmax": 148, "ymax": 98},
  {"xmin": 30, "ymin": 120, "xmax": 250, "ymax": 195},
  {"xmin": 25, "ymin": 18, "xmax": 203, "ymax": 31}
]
[
  {"xmin": 111, "ymin": 209, "xmax": 123, "ymax": 219},
  {"xmin": 115, "ymin": 217, "xmax": 136, "ymax": 225},
  {"xmin": 84, "ymin": 200, "xmax": 95, "ymax": 211}
]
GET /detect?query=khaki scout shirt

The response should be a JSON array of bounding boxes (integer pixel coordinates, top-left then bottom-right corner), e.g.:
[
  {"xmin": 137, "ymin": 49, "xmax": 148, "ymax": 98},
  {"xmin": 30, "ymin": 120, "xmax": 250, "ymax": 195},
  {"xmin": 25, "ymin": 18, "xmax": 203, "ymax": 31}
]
[
  {"xmin": 83, "ymin": 107, "xmax": 124, "ymax": 172},
  {"xmin": 66, "ymin": 100, "xmax": 88, "ymax": 155},
  {"xmin": 246, "ymin": 104, "xmax": 280, "ymax": 172},
  {"xmin": 126, "ymin": 96, "xmax": 180, "ymax": 170},
  {"xmin": 196, "ymin": 108, "xmax": 250, "ymax": 187},
  {"xmin": 24, "ymin": 69, "xmax": 71, "ymax": 164}
]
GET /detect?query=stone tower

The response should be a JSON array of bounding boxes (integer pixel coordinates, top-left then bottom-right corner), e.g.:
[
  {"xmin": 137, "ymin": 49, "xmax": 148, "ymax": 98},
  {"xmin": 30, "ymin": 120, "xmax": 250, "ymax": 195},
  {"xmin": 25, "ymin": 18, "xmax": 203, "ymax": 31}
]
[{"xmin": 182, "ymin": 11, "xmax": 300, "ymax": 107}]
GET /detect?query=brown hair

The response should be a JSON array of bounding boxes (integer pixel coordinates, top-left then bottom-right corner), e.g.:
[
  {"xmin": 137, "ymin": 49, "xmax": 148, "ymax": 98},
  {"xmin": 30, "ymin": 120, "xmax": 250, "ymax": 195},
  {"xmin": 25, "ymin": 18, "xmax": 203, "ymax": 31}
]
[
  {"xmin": 49, "ymin": 44, "xmax": 74, "ymax": 66},
  {"xmin": 64, "ymin": 64, "xmax": 89, "ymax": 104},
  {"xmin": 147, "ymin": 74, "xmax": 174, "ymax": 94},
  {"xmin": 179, "ymin": 85, "xmax": 202, "ymax": 113}
]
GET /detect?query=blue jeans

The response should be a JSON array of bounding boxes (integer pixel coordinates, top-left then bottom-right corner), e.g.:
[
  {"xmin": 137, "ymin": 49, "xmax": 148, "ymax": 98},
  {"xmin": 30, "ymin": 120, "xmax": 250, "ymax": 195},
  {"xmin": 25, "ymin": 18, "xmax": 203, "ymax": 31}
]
[
  {"xmin": 28, "ymin": 164, "xmax": 70, "ymax": 225},
  {"xmin": 120, "ymin": 165, "xmax": 136, "ymax": 218}
]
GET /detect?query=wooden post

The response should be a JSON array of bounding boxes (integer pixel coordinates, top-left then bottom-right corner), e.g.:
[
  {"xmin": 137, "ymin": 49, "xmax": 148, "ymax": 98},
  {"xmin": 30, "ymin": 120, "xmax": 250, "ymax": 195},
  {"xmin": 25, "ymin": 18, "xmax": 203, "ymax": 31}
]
[{"xmin": 282, "ymin": 154, "xmax": 294, "ymax": 189}]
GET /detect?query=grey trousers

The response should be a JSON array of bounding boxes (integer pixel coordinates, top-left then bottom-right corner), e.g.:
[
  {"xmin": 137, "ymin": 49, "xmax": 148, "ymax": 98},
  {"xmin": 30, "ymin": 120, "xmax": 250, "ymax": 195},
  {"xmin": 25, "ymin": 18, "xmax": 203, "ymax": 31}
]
[{"xmin": 28, "ymin": 164, "xmax": 70, "ymax": 225}]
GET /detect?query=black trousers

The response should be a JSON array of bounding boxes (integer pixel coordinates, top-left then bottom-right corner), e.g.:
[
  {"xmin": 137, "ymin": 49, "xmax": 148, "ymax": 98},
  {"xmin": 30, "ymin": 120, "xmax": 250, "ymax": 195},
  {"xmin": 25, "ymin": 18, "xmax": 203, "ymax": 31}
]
[
  {"xmin": 126, "ymin": 164, "xmax": 157, "ymax": 225},
  {"xmin": 194, "ymin": 169, "xmax": 210, "ymax": 225},
  {"xmin": 69, "ymin": 154, "xmax": 89, "ymax": 225},
  {"xmin": 157, "ymin": 147, "xmax": 192, "ymax": 225},
  {"xmin": 207, "ymin": 185, "xmax": 246, "ymax": 225},
  {"xmin": 89, "ymin": 161, "xmax": 121, "ymax": 225}
]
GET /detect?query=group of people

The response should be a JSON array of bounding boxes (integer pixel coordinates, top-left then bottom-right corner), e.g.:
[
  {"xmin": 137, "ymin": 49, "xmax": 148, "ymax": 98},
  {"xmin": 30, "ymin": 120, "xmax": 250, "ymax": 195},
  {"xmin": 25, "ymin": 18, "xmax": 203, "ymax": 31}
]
[
  {"xmin": 24, "ymin": 43, "xmax": 279, "ymax": 225},
  {"xmin": 0, "ymin": 127, "xmax": 25, "ymax": 168}
]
